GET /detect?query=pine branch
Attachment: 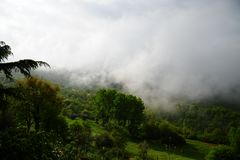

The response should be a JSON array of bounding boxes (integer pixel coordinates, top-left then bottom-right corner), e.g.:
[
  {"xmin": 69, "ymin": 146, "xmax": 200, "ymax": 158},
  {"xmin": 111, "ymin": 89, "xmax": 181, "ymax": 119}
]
[{"xmin": 0, "ymin": 41, "xmax": 13, "ymax": 62}]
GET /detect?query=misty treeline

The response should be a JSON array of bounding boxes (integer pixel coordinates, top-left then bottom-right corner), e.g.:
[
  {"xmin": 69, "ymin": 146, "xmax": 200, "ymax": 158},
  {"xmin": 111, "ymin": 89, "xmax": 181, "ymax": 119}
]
[
  {"xmin": 0, "ymin": 42, "xmax": 240, "ymax": 160},
  {"xmin": 159, "ymin": 104, "xmax": 240, "ymax": 144}
]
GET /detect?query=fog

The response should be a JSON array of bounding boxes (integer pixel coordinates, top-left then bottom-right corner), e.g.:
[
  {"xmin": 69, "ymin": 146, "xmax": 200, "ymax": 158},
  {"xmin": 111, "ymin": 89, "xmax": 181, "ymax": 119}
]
[{"xmin": 1, "ymin": 0, "xmax": 240, "ymax": 109}]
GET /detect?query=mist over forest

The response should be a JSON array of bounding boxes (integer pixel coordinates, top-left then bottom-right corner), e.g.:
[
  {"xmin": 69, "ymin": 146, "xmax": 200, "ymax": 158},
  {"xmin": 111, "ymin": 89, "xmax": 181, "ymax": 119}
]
[
  {"xmin": 32, "ymin": 69, "xmax": 240, "ymax": 110},
  {"xmin": 1, "ymin": 0, "xmax": 240, "ymax": 110}
]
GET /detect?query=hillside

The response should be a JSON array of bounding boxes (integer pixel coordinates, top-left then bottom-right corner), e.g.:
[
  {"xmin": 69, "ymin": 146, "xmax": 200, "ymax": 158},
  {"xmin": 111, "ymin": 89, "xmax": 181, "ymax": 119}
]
[{"xmin": 66, "ymin": 117, "xmax": 213, "ymax": 160}]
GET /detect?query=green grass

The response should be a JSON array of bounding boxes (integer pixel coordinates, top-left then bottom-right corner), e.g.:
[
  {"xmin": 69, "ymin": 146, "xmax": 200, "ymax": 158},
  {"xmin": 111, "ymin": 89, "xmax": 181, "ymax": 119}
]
[{"xmin": 126, "ymin": 139, "xmax": 213, "ymax": 160}]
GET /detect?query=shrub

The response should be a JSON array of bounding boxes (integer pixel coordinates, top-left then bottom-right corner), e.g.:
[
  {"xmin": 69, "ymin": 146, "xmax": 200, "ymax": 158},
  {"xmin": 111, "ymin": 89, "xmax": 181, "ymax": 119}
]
[
  {"xmin": 138, "ymin": 141, "xmax": 149, "ymax": 160},
  {"xmin": 198, "ymin": 128, "xmax": 228, "ymax": 144},
  {"xmin": 142, "ymin": 121, "xmax": 185, "ymax": 146},
  {"xmin": 103, "ymin": 147, "xmax": 128, "ymax": 160},
  {"xmin": 143, "ymin": 122, "xmax": 161, "ymax": 140},
  {"xmin": 158, "ymin": 122, "xmax": 186, "ymax": 146},
  {"xmin": 205, "ymin": 145, "xmax": 237, "ymax": 160},
  {"xmin": 42, "ymin": 116, "xmax": 68, "ymax": 140},
  {"xmin": 69, "ymin": 122, "xmax": 92, "ymax": 148},
  {"xmin": 95, "ymin": 132, "xmax": 128, "ymax": 159},
  {"xmin": 95, "ymin": 132, "xmax": 114, "ymax": 148},
  {"xmin": 228, "ymin": 127, "xmax": 240, "ymax": 153},
  {"xmin": 0, "ymin": 129, "xmax": 63, "ymax": 160}
]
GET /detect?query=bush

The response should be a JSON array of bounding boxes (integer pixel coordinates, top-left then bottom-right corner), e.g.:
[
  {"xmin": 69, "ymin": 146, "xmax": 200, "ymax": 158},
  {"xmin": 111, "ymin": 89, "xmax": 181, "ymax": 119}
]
[
  {"xmin": 142, "ymin": 121, "xmax": 185, "ymax": 146},
  {"xmin": 111, "ymin": 127, "xmax": 129, "ymax": 149},
  {"xmin": 42, "ymin": 116, "xmax": 68, "ymax": 140},
  {"xmin": 95, "ymin": 131, "xmax": 129, "ymax": 160},
  {"xmin": 158, "ymin": 122, "xmax": 185, "ymax": 146},
  {"xmin": 198, "ymin": 129, "xmax": 228, "ymax": 144},
  {"xmin": 143, "ymin": 122, "xmax": 161, "ymax": 140},
  {"xmin": 228, "ymin": 127, "xmax": 240, "ymax": 152},
  {"xmin": 137, "ymin": 141, "xmax": 150, "ymax": 160},
  {"xmin": 103, "ymin": 147, "xmax": 128, "ymax": 160},
  {"xmin": 0, "ymin": 129, "xmax": 62, "ymax": 160},
  {"xmin": 69, "ymin": 122, "xmax": 92, "ymax": 148},
  {"xmin": 95, "ymin": 132, "xmax": 114, "ymax": 149},
  {"xmin": 205, "ymin": 145, "xmax": 237, "ymax": 160}
]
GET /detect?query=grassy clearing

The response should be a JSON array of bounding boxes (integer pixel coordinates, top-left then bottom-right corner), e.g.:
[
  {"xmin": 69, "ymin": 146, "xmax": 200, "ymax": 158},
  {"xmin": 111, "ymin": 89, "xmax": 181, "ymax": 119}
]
[{"xmin": 126, "ymin": 139, "xmax": 213, "ymax": 160}]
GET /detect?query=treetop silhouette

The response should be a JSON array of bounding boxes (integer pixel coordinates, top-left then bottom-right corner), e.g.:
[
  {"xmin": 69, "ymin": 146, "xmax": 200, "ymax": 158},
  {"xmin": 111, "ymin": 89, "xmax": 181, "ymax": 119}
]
[{"xmin": 0, "ymin": 41, "xmax": 50, "ymax": 79}]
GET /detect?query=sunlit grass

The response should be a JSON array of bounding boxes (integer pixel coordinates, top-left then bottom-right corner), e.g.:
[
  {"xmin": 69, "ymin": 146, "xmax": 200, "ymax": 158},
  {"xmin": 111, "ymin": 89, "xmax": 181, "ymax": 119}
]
[{"xmin": 126, "ymin": 139, "xmax": 213, "ymax": 160}]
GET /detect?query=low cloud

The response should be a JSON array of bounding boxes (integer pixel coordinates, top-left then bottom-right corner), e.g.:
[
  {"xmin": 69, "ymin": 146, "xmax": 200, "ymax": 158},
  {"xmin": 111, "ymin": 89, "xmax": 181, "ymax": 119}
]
[{"xmin": 1, "ymin": 0, "xmax": 240, "ymax": 109}]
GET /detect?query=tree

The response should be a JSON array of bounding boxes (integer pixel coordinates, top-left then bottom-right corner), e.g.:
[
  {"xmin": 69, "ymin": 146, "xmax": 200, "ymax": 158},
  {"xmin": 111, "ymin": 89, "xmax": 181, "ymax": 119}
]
[
  {"xmin": 94, "ymin": 89, "xmax": 145, "ymax": 136},
  {"xmin": 94, "ymin": 89, "xmax": 117, "ymax": 124},
  {"xmin": 16, "ymin": 77, "xmax": 64, "ymax": 133},
  {"xmin": 0, "ymin": 41, "xmax": 56, "ymax": 159},
  {"xmin": 0, "ymin": 41, "xmax": 49, "ymax": 131},
  {"xmin": 114, "ymin": 92, "xmax": 145, "ymax": 135}
]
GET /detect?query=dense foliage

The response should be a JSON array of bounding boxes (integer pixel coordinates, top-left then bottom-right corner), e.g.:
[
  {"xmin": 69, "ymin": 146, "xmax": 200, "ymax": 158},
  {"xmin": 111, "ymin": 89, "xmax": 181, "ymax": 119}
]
[
  {"xmin": 159, "ymin": 104, "xmax": 240, "ymax": 144},
  {"xmin": 94, "ymin": 89, "xmax": 145, "ymax": 137},
  {"xmin": 16, "ymin": 77, "xmax": 64, "ymax": 133},
  {"xmin": 205, "ymin": 145, "xmax": 238, "ymax": 160},
  {"xmin": 142, "ymin": 120, "xmax": 185, "ymax": 146},
  {"xmin": 1, "ymin": 42, "xmax": 240, "ymax": 159}
]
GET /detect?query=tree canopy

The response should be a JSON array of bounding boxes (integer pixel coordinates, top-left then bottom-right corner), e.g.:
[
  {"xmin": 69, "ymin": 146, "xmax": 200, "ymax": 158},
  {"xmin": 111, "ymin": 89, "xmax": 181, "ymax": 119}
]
[
  {"xmin": 16, "ymin": 77, "xmax": 64, "ymax": 133},
  {"xmin": 94, "ymin": 89, "xmax": 145, "ymax": 135}
]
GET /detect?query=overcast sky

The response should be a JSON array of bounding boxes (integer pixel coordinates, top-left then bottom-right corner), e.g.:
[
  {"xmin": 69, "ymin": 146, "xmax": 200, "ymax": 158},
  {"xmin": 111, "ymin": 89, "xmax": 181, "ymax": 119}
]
[{"xmin": 1, "ymin": 0, "xmax": 240, "ymax": 108}]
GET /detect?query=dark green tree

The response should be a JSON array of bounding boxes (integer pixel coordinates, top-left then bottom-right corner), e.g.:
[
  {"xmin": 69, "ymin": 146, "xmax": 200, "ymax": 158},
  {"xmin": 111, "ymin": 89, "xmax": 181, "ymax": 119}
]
[
  {"xmin": 0, "ymin": 41, "xmax": 49, "ymax": 130},
  {"xmin": 16, "ymin": 77, "xmax": 64, "ymax": 133},
  {"xmin": 0, "ymin": 41, "xmax": 63, "ymax": 160},
  {"xmin": 114, "ymin": 92, "xmax": 145, "ymax": 135},
  {"xmin": 94, "ymin": 89, "xmax": 145, "ymax": 136},
  {"xmin": 94, "ymin": 89, "xmax": 117, "ymax": 124}
]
